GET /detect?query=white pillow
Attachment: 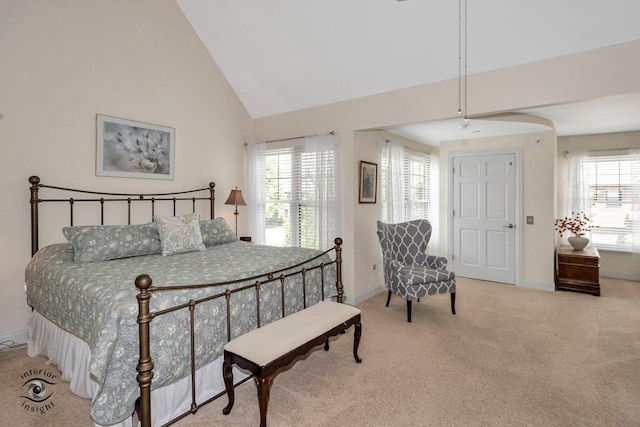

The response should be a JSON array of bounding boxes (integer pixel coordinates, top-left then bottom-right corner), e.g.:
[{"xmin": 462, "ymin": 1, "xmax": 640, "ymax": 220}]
[{"xmin": 154, "ymin": 212, "xmax": 206, "ymax": 256}]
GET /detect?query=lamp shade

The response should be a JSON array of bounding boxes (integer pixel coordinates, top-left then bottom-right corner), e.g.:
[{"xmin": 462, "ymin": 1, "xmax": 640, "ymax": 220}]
[{"xmin": 225, "ymin": 188, "xmax": 246, "ymax": 206}]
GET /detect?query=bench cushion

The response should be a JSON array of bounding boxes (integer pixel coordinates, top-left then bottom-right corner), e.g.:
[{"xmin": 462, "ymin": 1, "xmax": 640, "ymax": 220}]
[{"xmin": 224, "ymin": 301, "xmax": 361, "ymax": 367}]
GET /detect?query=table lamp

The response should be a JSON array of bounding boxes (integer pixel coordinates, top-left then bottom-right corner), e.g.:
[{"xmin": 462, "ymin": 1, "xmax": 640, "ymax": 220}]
[{"xmin": 224, "ymin": 187, "xmax": 246, "ymax": 235}]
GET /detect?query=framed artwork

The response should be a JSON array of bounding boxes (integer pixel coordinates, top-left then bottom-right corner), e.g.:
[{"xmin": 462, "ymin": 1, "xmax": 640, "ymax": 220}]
[
  {"xmin": 96, "ymin": 114, "xmax": 175, "ymax": 180},
  {"xmin": 358, "ymin": 161, "xmax": 378, "ymax": 203}
]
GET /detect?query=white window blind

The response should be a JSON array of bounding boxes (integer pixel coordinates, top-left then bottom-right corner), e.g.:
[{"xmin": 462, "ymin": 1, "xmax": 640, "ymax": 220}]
[
  {"xmin": 378, "ymin": 149, "xmax": 393, "ymax": 223},
  {"xmin": 404, "ymin": 150, "xmax": 431, "ymax": 221},
  {"xmin": 380, "ymin": 147, "xmax": 432, "ymax": 223},
  {"xmin": 583, "ymin": 151, "xmax": 639, "ymax": 250},
  {"xmin": 263, "ymin": 139, "xmax": 339, "ymax": 249},
  {"xmin": 265, "ymin": 147, "xmax": 294, "ymax": 247}
]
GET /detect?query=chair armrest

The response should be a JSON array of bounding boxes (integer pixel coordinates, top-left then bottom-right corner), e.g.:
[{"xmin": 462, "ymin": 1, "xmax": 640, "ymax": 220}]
[
  {"xmin": 383, "ymin": 257, "xmax": 403, "ymax": 271},
  {"xmin": 425, "ymin": 255, "xmax": 448, "ymax": 269}
]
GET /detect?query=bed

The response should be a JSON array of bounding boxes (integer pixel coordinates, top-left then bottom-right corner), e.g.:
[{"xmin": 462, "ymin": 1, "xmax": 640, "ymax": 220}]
[{"xmin": 25, "ymin": 176, "xmax": 345, "ymax": 427}]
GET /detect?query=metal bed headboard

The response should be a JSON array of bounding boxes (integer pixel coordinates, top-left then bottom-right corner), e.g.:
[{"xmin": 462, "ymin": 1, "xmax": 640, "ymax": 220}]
[{"xmin": 28, "ymin": 175, "xmax": 216, "ymax": 256}]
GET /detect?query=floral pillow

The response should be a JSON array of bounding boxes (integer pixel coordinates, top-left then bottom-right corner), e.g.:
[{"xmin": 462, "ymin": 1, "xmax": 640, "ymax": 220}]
[
  {"xmin": 62, "ymin": 223, "xmax": 161, "ymax": 263},
  {"xmin": 199, "ymin": 217, "xmax": 237, "ymax": 246},
  {"xmin": 154, "ymin": 212, "xmax": 206, "ymax": 256}
]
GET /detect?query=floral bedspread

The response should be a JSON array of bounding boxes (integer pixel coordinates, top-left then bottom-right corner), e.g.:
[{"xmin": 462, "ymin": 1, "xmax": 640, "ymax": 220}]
[{"xmin": 25, "ymin": 241, "xmax": 335, "ymax": 425}]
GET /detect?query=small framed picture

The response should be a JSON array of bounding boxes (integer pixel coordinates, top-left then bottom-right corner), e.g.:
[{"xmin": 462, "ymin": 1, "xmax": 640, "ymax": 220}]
[
  {"xmin": 96, "ymin": 114, "xmax": 175, "ymax": 180},
  {"xmin": 359, "ymin": 161, "xmax": 378, "ymax": 204}
]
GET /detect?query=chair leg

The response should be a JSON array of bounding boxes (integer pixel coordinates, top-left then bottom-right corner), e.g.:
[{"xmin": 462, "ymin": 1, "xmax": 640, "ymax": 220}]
[
  {"xmin": 406, "ymin": 299, "xmax": 412, "ymax": 322},
  {"xmin": 386, "ymin": 290, "xmax": 392, "ymax": 307},
  {"xmin": 222, "ymin": 359, "xmax": 235, "ymax": 415},
  {"xmin": 451, "ymin": 292, "xmax": 456, "ymax": 315}
]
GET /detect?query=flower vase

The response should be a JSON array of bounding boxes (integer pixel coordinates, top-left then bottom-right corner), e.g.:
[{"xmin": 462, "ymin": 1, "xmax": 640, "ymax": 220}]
[{"xmin": 568, "ymin": 235, "xmax": 589, "ymax": 250}]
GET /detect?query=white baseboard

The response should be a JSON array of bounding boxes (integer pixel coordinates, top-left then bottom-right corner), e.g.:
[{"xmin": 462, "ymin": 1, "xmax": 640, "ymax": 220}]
[
  {"xmin": 517, "ymin": 280, "xmax": 555, "ymax": 292},
  {"xmin": 600, "ymin": 270, "xmax": 640, "ymax": 281},
  {"xmin": 344, "ymin": 285, "xmax": 385, "ymax": 306},
  {"xmin": 347, "ymin": 280, "xmax": 559, "ymax": 303},
  {"xmin": 0, "ymin": 329, "xmax": 28, "ymax": 345}
]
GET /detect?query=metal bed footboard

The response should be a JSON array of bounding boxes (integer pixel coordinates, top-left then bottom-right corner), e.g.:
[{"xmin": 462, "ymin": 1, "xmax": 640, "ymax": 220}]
[{"xmin": 135, "ymin": 238, "xmax": 344, "ymax": 427}]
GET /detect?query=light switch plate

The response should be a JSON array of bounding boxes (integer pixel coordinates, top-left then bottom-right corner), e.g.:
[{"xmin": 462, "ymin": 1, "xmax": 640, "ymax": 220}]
[{"xmin": 526, "ymin": 216, "xmax": 534, "ymax": 225}]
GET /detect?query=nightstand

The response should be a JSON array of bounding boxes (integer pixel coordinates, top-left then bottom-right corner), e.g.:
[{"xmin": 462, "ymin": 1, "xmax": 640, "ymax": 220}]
[{"xmin": 555, "ymin": 245, "xmax": 600, "ymax": 296}]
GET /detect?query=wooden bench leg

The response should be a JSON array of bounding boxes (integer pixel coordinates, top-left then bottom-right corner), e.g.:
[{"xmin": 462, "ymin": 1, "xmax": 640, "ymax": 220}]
[
  {"xmin": 222, "ymin": 358, "xmax": 235, "ymax": 415},
  {"xmin": 353, "ymin": 322, "xmax": 363, "ymax": 363},
  {"xmin": 223, "ymin": 311, "xmax": 362, "ymax": 425},
  {"xmin": 256, "ymin": 376, "xmax": 275, "ymax": 427}
]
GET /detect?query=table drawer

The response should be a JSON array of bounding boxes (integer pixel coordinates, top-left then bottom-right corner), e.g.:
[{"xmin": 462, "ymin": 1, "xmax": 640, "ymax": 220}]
[
  {"xmin": 557, "ymin": 254, "xmax": 599, "ymax": 267},
  {"xmin": 557, "ymin": 263, "xmax": 599, "ymax": 283}
]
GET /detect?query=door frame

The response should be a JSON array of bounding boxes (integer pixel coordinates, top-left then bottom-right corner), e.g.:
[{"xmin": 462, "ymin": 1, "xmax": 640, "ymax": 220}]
[{"xmin": 447, "ymin": 148, "xmax": 522, "ymax": 286}]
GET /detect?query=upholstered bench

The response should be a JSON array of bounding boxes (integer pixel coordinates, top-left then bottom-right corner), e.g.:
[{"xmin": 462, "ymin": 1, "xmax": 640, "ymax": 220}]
[{"xmin": 222, "ymin": 300, "xmax": 362, "ymax": 427}]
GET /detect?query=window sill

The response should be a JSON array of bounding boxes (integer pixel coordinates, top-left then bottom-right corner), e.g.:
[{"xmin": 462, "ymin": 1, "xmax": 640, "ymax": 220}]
[{"xmin": 593, "ymin": 245, "xmax": 632, "ymax": 254}]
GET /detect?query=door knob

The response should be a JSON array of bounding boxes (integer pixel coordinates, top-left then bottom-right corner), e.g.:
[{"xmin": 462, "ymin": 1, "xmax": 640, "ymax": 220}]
[{"xmin": 502, "ymin": 224, "xmax": 515, "ymax": 229}]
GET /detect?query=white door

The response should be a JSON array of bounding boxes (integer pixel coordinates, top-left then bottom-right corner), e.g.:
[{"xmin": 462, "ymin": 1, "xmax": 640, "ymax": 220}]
[{"xmin": 451, "ymin": 153, "xmax": 517, "ymax": 284}]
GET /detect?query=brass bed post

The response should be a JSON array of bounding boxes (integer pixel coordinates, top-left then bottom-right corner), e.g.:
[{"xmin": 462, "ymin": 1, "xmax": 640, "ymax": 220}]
[
  {"xmin": 334, "ymin": 238, "xmax": 344, "ymax": 303},
  {"xmin": 135, "ymin": 274, "xmax": 154, "ymax": 427},
  {"xmin": 209, "ymin": 182, "xmax": 216, "ymax": 219},
  {"xmin": 69, "ymin": 198, "xmax": 74, "ymax": 226},
  {"xmin": 301, "ymin": 268, "xmax": 307, "ymax": 309},
  {"xmin": 29, "ymin": 176, "xmax": 40, "ymax": 256},
  {"xmin": 188, "ymin": 300, "xmax": 197, "ymax": 414}
]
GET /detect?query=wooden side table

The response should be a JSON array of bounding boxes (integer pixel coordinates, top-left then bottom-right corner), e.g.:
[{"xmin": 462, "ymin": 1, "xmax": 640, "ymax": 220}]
[{"xmin": 555, "ymin": 245, "xmax": 600, "ymax": 296}]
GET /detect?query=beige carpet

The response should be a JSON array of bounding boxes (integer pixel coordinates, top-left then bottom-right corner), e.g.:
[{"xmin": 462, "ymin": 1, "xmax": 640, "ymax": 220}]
[{"xmin": 2, "ymin": 277, "xmax": 639, "ymax": 426}]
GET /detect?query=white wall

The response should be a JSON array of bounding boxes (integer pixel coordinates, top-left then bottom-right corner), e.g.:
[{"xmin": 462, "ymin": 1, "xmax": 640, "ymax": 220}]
[
  {"xmin": 557, "ymin": 131, "xmax": 640, "ymax": 280},
  {"xmin": 252, "ymin": 40, "xmax": 640, "ymax": 301},
  {"xmin": 352, "ymin": 130, "xmax": 439, "ymax": 301},
  {"xmin": 0, "ymin": 0, "xmax": 251, "ymax": 340},
  {"xmin": 352, "ymin": 131, "xmax": 385, "ymax": 301}
]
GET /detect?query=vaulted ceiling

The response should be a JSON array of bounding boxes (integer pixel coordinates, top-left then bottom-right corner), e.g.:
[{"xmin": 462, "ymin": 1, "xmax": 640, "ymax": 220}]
[{"xmin": 177, "ymin": 0, "xmax": 640, "ymax": 139}]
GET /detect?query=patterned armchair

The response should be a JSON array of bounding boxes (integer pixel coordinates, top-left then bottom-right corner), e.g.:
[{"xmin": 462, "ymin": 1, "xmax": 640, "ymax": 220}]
[{"xmin": 376, "ymin": 219, "xmax": 456, "ymax": 322}]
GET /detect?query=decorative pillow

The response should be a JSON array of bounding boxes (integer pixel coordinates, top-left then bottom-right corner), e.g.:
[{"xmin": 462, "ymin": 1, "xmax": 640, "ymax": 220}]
[
  {"xmin": 62, "ymin": 223, "xmax": 161, "ymax": 263},
  {"xmin": 199, "ymin": 217, "xmax": 237, "ymax": 246},
  {"xmin": 154, "ymin": 212, "xmax": 206, "ymax": 256}
]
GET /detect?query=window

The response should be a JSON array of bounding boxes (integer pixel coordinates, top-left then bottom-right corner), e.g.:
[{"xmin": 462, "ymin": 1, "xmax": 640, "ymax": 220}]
[
  {"xmin": 379, "ymin": 143, "xmax": 435, "ymax": 224},
  {"xmin": 404, "ymin": 151, "xmax": 431, "ymax": 221},
  {"xmin": 569, "ymin": 150, "xmax": 640, "ymax": 251},
  {"xmin": 249, "ymin": 135, "xmax": 341, "ymax": 250},
  {"xmin": 264, "ymin": 147, "xmax": 294, "ymax": 246}
]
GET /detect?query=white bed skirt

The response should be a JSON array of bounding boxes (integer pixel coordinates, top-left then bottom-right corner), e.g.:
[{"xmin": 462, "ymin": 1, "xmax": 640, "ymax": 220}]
[{"xmin": 27, "ymin": 311, "xmax": 245, "ymax": 427}]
